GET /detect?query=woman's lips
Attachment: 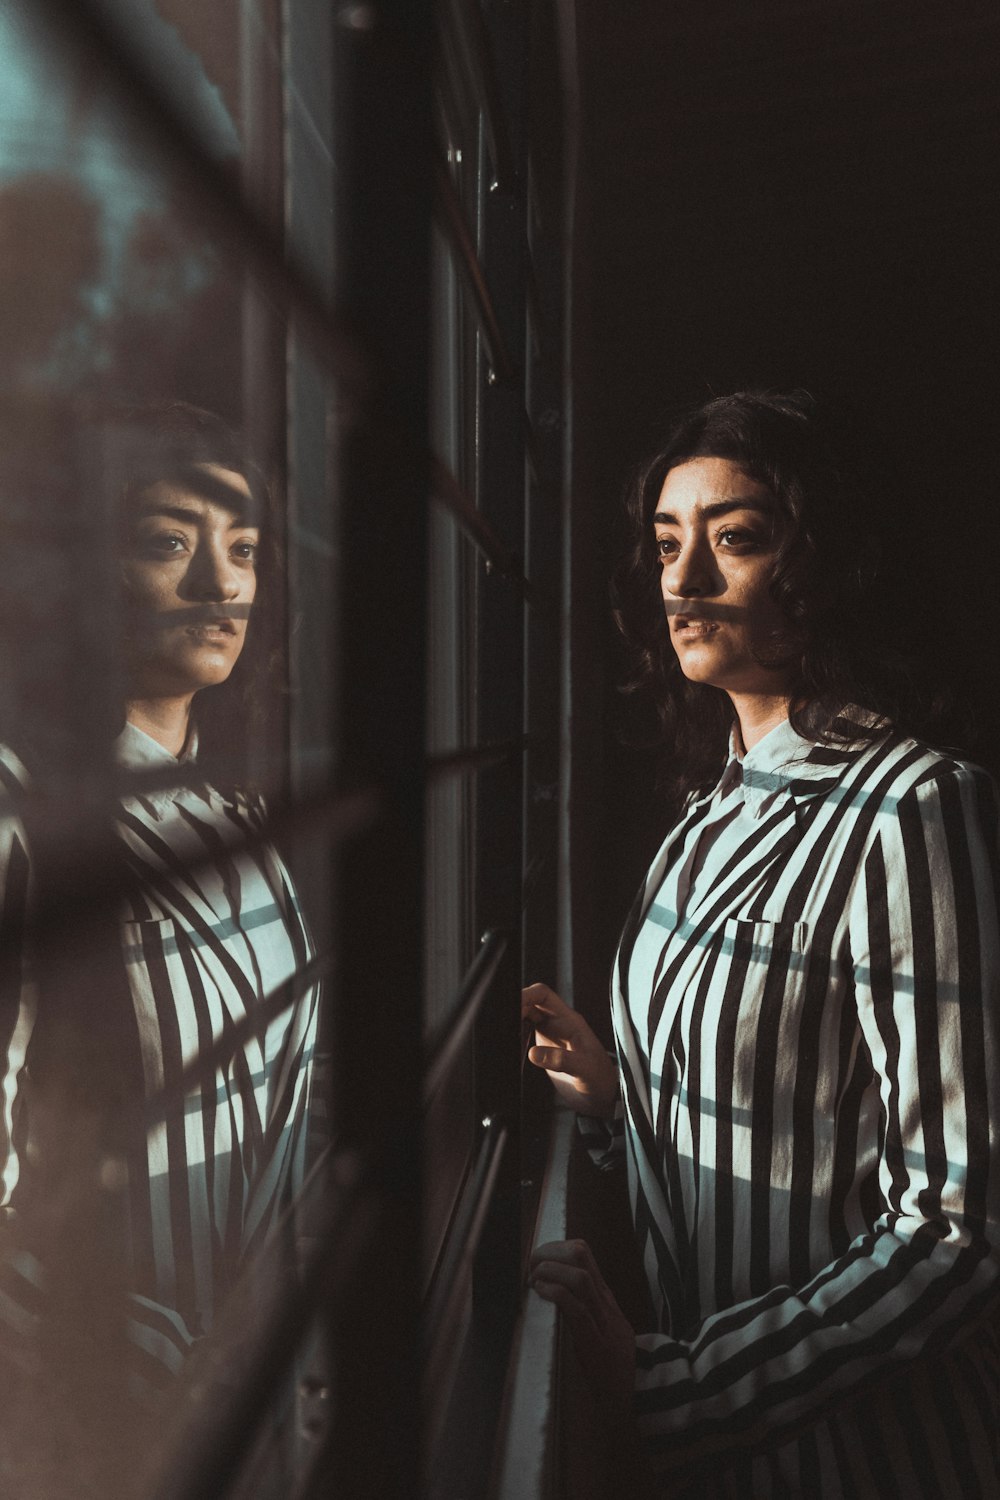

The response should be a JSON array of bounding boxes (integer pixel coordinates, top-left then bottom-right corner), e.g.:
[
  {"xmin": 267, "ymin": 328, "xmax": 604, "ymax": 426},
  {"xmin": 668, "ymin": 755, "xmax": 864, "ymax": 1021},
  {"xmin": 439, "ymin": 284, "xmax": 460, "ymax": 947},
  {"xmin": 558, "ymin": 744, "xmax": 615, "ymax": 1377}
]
[
  {"xmin": 674, "ymin": 618, "xmax": 719, "ymax": 638},
  {"xmin": 185, "ymin": 620, "xmax": 238, "ymax": 642}
]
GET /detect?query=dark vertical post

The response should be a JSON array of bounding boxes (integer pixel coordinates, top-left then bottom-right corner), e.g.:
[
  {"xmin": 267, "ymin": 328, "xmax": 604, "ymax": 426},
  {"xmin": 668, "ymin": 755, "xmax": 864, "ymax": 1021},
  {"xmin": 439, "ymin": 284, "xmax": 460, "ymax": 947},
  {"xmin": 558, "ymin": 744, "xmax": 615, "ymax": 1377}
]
[
  {"xmin": 283, "ymin": 5, "xmax": 339, "ymax": 1482},
  {"xmin": 522, "ymin": 63, "xmax": 564, "ymax": 999},
  {"xmin": 327, "ymin": 2, "xmax": 432, "ymax": 1497},
  {"xmin": 555, "ymin": 0, "xmax": 599, "ymax": 1018},
  {"xmin": 472, "ymin": 0, "xmax": 528, "ymax": 1392},
  {"xmin": 520, "ymin": 3, "xmax": 566, "ymax": 1241},
  {"xmin": 285, "ymin": 0, "xmax": 338, "ymax": 809},
  {"xmin": 240, "ymin": 0, "xmax": 288, "ymax": 798}
]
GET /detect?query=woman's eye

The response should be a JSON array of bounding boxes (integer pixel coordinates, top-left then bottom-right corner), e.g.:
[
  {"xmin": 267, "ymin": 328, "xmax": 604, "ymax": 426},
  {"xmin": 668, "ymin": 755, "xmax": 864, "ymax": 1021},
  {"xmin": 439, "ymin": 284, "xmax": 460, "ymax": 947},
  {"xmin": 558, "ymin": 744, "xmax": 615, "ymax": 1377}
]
[
  {"xmin": 655, "ymin": 536, "xmax": 678, "ymax": 559},
  {"xmin": 232, "ymin": 541, "xmax": 258, "ymax": 562},
  {"xmin": 144, "ymin": 532, "xmax": 187, "ymax": 555},
  {"xmin": 718, "ymin": 528, "xmax": 757, "ymax": 548}
]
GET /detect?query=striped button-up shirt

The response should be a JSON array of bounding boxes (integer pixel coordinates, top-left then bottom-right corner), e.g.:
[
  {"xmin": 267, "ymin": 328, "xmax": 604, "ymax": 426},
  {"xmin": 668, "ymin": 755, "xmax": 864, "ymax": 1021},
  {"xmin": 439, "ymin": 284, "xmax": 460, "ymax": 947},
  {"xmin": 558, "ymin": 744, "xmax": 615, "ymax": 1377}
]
[
  {"xmin": 0, "ymin": 725, "xmax": 319, "ymax": 1384},
  {"xmin": 605, "ymin": 714, "xmax": 1000, "ymax": 1497}
]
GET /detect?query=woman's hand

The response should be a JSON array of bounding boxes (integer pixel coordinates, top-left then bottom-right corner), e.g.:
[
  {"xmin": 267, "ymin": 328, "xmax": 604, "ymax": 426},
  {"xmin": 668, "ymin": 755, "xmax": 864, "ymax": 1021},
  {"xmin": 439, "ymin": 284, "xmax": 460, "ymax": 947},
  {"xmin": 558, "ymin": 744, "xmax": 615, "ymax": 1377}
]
[
  {"xmin": 530, "ymin": 1238, "xmax": 635, "ymax": 1425},
  {"xmin": 521, "ymin": 982, "xmax": 620, "ymax": 1118}
]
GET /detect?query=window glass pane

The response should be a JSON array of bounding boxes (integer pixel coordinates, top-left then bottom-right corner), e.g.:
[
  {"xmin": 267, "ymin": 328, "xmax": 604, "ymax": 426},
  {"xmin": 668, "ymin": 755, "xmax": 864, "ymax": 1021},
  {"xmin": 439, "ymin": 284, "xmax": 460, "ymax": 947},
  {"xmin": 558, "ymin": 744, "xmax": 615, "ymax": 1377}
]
[{"xmin": 0, "ymin": 6, "xmax": 329, "ymax": 1496}]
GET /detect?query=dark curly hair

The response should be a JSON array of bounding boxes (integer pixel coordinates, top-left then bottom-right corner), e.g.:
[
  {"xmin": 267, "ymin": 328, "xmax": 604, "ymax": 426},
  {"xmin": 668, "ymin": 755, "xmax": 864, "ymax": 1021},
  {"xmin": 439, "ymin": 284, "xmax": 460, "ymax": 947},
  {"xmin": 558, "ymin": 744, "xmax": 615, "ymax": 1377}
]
[
  {"xmin": 110, "ymin": 401, "xmax": 284, "ymax": 795},
  {"xmin": 613, "ymin": 389, "xmax": 946, "ymax": 810}
]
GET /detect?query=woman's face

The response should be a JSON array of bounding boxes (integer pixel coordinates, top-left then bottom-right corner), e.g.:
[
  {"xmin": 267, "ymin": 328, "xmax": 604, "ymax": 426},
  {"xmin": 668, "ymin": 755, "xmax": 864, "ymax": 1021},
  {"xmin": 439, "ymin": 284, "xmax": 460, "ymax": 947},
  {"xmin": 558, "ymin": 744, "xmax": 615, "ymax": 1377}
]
[
  {"xmin": 653, "ymin": 456, "xmax": 796, "ymax": 698},
  {"xmin": 120, "ymin": 464, "xmax": 260, "ymax": 701}
]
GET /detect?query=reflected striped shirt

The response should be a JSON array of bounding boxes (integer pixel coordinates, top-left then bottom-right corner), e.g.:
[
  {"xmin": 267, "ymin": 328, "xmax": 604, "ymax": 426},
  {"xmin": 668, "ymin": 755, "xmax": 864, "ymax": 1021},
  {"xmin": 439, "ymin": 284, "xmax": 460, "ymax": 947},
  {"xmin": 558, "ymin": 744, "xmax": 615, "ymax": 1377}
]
[
  {"xmin": 605, "ymin": 714, "xmax": 1000, "ymax": 1497},
  {"xmin": 0, "ymin": 724, "xmax": 319, "ymax": 1382}
]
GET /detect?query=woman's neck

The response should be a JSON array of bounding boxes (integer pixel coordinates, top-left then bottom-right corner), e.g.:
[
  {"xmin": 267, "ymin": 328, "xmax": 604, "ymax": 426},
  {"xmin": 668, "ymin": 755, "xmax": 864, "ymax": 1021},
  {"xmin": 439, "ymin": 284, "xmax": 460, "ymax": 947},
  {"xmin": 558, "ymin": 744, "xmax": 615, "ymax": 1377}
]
[
  {"xmin": 125, "ymin": 696, "xmax": 194, "ymax": 758},
  {"xmin": 729, "ymin": 692, "xmax": 793, "ymax": 755}
]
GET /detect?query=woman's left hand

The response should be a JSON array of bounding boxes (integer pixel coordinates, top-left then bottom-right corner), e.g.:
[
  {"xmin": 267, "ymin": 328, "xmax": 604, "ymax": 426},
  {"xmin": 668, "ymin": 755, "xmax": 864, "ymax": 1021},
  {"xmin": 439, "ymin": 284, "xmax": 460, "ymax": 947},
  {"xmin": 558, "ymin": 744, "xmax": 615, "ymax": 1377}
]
[{"xmin": 530, "ymin": 1238, "xmax": 635, "ymax": 1422}]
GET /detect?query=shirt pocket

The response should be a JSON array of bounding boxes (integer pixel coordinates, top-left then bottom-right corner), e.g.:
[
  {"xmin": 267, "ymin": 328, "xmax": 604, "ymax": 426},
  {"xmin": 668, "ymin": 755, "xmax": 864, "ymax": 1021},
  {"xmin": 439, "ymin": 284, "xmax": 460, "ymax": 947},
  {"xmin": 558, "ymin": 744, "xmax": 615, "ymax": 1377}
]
[{"xmin": 721, "ymin": 917, "xmax": 809, "ymax": 968}]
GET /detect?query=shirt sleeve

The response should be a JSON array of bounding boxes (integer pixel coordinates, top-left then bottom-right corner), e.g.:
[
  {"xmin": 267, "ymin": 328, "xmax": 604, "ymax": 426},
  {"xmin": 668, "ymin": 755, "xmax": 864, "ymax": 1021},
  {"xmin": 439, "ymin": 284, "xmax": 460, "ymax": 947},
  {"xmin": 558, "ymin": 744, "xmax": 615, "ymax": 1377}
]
[
  {"xmin": 630, "ymin": 764, "xmax": 1000, "ymax": 1468},
  {"xmin": 576, "ymin": 1081, "xmax": 627, "ymax": 1172}
]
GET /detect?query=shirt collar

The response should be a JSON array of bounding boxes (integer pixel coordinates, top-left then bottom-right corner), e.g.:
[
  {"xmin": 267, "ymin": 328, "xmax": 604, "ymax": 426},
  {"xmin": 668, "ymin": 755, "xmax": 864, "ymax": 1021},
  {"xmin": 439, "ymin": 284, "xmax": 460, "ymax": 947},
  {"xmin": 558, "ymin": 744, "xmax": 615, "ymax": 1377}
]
[
  {"xmin": 713, "ymin": 709, "xmax": 876, "ymax": 818},
  {"xmin": 115, "ymin": 722, "xmax": 198, "ymax": 770},
  {"xmin": 735, "ymin": 718, "xmax": 810, "ymax": 816},
  {"xmin": 114, "ymin": 723, "xmax": 200, "ymax": 817}
]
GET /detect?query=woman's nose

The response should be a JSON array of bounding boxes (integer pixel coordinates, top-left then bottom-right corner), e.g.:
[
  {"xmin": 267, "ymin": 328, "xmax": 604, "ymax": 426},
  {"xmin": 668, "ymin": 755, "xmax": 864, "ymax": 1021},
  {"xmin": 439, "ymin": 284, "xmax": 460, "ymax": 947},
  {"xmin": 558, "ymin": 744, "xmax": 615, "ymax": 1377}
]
[
  {"xmin": 186, "ymin": 544, "xmax": 241, "ymax": 600},
  {"xmin": 667, "ymin": 543, "xmax": 716, "ymax": 598}
]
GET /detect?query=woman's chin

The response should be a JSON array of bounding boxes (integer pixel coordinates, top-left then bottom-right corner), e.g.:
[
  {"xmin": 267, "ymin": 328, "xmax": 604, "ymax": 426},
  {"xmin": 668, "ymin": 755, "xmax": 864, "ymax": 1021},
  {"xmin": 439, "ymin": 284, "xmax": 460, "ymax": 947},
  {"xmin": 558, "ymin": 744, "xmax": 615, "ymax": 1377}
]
[
  {"xmin": 128, "ymin": 656, "xmax": 239, "ymax": 700},
  {"xmin": 673, "ymin": 646, "xmax": 732, "ymax": 690}
]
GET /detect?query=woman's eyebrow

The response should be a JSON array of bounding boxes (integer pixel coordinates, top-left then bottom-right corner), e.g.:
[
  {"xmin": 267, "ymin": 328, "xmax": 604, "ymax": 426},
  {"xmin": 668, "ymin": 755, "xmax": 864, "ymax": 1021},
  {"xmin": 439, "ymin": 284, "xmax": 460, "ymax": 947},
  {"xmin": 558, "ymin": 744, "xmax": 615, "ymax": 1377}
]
[
  {"xmin": 135, "ymin": 503, "xmax": 203, "ymax": 524},
  {"xmin": 135, "ymin": 503, "xmax": 258, "ymax": 530},
  {"xmin": 653, "ymin": 498, "xmax": 774, "ymax": 525}
]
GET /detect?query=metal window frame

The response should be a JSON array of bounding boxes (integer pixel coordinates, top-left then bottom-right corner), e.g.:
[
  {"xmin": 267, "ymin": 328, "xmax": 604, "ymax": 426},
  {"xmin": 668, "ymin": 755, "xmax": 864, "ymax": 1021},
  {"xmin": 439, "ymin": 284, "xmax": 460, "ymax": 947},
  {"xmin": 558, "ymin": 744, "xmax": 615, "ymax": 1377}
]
[{"xmin": 424, "ymin": 2, "xmax": 568, "ymax": 1494}]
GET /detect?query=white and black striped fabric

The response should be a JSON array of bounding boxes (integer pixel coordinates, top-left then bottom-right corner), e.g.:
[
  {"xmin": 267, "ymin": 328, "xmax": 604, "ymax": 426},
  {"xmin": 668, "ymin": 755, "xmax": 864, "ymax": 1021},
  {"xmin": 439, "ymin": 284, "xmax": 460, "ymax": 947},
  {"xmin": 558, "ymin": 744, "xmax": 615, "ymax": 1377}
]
[
  {"xmin": 0, "ymin": 725, "xmax": 319, "ymax": 1385},
  {"xmin": 603, "ymin": 714, "xmax": 1000, "ymax": 1496}
]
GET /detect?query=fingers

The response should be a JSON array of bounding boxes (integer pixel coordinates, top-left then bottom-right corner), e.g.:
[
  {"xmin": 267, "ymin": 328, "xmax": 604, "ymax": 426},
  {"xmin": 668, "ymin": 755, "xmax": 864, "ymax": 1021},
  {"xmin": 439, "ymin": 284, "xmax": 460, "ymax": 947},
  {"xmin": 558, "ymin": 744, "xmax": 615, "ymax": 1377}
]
[
  {"xmin": 531, "ymin": 1239, "xmax": 629, "ymax": 1329},
  {"xmin": 530, "ymin": 1237, "xmax": 602, "ymax": 1294},
  {"xmin": 522, "ymin": 987, "xmax": 620, "ymax": 1116},
  {"xmin": 529, "ymin": 1239, "xmax": 636, "ymax": 1412},
  {"xmin": 522, "ymin": 980, "xmax": 558, "ymax": 1011},
  {"xmin": 526, "ymin": 1044, "xmax": 583, "ymax": 1077},
  {"xmin": 521, "ymin": 982, "xmax": 590, "ymax": 1045},
  {"xmin": 521, "ymin": 981, "xmax": 577, "ymax": 1027},
  {"xmin": 531, "ymin": 1275, "xmax": 596, "ymax": 1328},
  {"xmin": 531, "ymin": 1242, "xmax": 621, "ymax": 1358},
  {"xmin": 531, "ymin": 1263, "xmax": 600, "ymax": 1319},
  {"xmin": 531, "ymin": 1236, "xmax": 598, "ymax": 1271}
]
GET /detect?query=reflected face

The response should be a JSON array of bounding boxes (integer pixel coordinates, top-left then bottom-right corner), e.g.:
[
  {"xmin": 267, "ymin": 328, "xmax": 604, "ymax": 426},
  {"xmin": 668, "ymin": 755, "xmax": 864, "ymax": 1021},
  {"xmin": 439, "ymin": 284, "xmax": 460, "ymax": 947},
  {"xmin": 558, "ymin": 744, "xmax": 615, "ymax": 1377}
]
[
  {"xmin": 120, "ymin": 465, "xmax": 259, "ymax": 700},
  {"xmin": 653, "ymin": 457, "xmax": 795, "ymax": 696}
]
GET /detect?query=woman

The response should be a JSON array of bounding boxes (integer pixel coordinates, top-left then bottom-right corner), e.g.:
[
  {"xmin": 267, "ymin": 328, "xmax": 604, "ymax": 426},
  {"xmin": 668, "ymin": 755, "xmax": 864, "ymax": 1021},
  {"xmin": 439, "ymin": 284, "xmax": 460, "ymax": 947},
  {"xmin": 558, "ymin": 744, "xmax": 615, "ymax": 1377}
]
[
  {"xmin": 525, "ymin": 391, "xmax": 1000, "ymax": 1497},
  {"xmin": 0, "ymin": 403, "xmax": 319, "ymax": 1403}
]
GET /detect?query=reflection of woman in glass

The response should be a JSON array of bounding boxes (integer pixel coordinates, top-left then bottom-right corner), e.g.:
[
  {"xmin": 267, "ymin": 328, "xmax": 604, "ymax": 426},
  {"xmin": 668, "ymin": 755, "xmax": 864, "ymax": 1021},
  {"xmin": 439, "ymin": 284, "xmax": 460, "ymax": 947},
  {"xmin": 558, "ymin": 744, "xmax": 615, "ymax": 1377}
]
[
  {"xmin": 525, "ymin": 392, "xmax": 1000, "ymax": 1497},
  {"xmin": 0, "ymin": 403, "xmax": 318, "ymax": 1393}
]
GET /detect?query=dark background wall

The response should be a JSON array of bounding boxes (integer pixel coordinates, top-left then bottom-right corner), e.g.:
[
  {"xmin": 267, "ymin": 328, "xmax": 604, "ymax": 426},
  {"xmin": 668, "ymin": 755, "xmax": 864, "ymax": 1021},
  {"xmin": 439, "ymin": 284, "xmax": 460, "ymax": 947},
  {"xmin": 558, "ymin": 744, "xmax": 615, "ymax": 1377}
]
[{"xmin": 569, "ymin": 0, "xmax": 1000, "ymax": 1021}]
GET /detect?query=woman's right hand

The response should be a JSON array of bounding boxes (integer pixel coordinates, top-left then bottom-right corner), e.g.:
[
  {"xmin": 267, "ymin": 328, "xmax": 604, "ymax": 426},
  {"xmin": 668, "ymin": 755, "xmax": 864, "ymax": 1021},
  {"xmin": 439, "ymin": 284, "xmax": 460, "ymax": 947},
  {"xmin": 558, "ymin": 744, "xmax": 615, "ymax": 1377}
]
[{"xmin": 521, "ymin": 982, "xmax": 619, "ymax": 1119}]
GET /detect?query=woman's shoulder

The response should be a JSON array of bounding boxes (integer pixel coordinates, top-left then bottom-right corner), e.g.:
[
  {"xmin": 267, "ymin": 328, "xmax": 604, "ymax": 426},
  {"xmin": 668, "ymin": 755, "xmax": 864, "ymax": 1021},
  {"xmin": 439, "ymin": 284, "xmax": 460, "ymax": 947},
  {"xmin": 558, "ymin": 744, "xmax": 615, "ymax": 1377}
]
[{"xmin": 843, "ymin": 721, "xmax": 996, "ymax": 812}]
